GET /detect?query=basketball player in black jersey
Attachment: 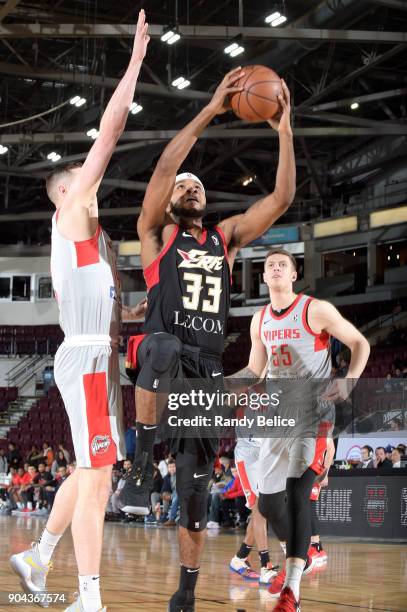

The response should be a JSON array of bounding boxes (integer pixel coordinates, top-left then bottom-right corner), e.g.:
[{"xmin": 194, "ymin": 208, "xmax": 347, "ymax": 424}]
[{"xmin": 121, "ymin": 67, "xmax": 295, "ymax": 612}]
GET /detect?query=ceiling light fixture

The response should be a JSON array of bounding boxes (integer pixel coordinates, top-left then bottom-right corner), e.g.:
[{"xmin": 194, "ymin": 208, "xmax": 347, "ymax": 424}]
[
  {"xmin": 86, "ymin": 128, "xmax": 99, "ymax": 140},
  {"xmin": 130, "ymin": 102, "xmax": 143, "ymax": 115},
  {"xmin": 161, "ymin": 26, "xmax": 181, "ymax": 45},
  {"xmin": 0, "ymin": 145, "xmax": 8, "ymax": 155},
  {"xmin": 172, "ymin": 76, "xmax": 191, "ymax": 90},
  {"xmin": 47, "ymin": 152, "xmax": 61, "ymax": 162},
  {"xmin": 350, "ymin": 102, "xmax": 359, "ymax": 110},
  {"xmin": 69, "ymin": 95, "xmax": 86, "ymax": 107}
]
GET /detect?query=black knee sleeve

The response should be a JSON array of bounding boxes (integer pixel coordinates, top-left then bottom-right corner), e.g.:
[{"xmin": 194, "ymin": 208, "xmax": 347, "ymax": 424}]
[
  {"xmin": 136, "ymin": 333, "xmax": 182, "ymax": 392},
  {"xmin": 258, "ymin": 491, "xmax": 288, "ymax": 542},
  {"xmin": 179, "ymin": 487, "xmax": 209, "ymax": 532},
  {"xmin": 286, "ymin": 468, "xmax": 316, "ymax": 560}
]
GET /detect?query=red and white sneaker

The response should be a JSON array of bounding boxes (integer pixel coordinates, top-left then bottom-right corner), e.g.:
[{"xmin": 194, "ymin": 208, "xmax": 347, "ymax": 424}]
[
  {"xmin": 303, "ymin": 553, "xmax": 318, "ymax": 575},
  {"xmin": 273, "ymin": 586, "xmax": 301, "ymax": 611},
  {"xmin": 267, "ymin": 567, "xmax": 286, "ymax": 598},
  {"xmin": 258, "ymin": 562, "xmax": 279, "ymax": 584},
  {"xmin": 317, "ymin": 548, "xmax": 327, "ymax": 564},
  {"xmin": 307, "ymin": 545, "xmax": 327, "ymax": 566}
]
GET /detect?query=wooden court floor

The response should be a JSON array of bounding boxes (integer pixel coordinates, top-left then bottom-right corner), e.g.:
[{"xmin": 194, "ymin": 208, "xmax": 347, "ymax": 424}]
[{"xmin": 1, "ymin": 516, "xmax": 406, "ymax": 611}]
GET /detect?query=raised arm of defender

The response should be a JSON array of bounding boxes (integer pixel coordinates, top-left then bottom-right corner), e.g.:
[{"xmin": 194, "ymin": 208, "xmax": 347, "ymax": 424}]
[
  {"xmin": 218, "ymin": 80, "xmax": 295, "ymax": 254},
  {"xmin": 58, "ymin": 10, "xmax": 149, "ymax": 240},
  {"xmin": 138, "ymin": 67, "xmax": 244, "ymax": 238}
]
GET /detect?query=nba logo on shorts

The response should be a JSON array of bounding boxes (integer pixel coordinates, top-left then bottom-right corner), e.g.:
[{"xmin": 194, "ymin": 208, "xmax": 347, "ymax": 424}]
[{"xmin": 91, "ymin": 435, "xmax": 111, "ymax": 456}]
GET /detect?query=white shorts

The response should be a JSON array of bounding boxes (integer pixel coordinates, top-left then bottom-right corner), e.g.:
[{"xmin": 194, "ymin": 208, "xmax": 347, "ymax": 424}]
[
  {"xmin": 258, "ymin": 435, "xmax": 327, "ymax": 495},
  {"xmin": 234, "ymin": 438, "xmax": 261, "ymax": 509},
  {"xmin": 54, "ymin": 339, "xmax": 126, "ymax": 468}
]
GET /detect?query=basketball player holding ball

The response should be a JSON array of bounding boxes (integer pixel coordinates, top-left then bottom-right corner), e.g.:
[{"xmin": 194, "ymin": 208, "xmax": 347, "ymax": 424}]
[{"xmin": 121, "ymin": 68, "xmax": 295, "ymax": 611}]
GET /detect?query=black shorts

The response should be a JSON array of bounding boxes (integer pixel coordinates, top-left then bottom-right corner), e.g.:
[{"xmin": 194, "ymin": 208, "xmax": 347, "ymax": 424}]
[{"xmin": 126, "ymin": 335, "xmax": 223, "ymax": 463}]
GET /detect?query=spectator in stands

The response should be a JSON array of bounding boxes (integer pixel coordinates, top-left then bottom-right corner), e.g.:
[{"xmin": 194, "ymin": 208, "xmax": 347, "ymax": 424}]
[
  {"xmin": 54, "ymin": 465, "xmax": 68, "ymax": 490},
  {"xmin": 67, "ymin": 462, "xmax": 76, "ymax": 475},
  {"xmin": 219, "ymin": 456, "xmax": 233, "ymax": 480},
  {"xmin": 8, "ymin": 466, "xmax": 26, "ymax": 509},
  {"xmin": 385, "ymin": 445, "xmax": 395, "ymax": 461},
  {"xmin": 32, "ymin": 462, "xmax": 55, "ymax": 512},
  {"xmin": 397, "ymin": 443, "xmax": 406, "ymax": 456},
  {"xmin": 391, "ymin": 448, "xmax": 402, "ymax": 468},
  {"xmin": 20, "ymin": 465, "xmax": 38, "ymax": 510},
  {"xmin": 393, "ymin": 367, "xmax": 403, "ymax": 379},
  {"xmin": 124, "ymin": 421, "xmax": 137, "ymax": 460},
  {"xmin": 58, "ymin": 443, "xmax": 70, "ymax": 464},
  {"xmin": 26, "ymin": 445, "xmax": 42, "ymax": 468},
  {"xmin": 159, "ymin": 459, "xmax": 179, "ymax": 526},
  {"xmin": 51, "ymin": 450, "xmax": 68, "ymax": 476},
  {"xmin": 23, "ymin": 462, "xmax": 30, "ymax": 473},
  {"xmin": 357, "ymin": 445, "xmax": 374, "ymax": 469},
  {"xmin": 149, "ymin": 461, "xmax": 164, "ymax": 523},
  {"xmin": 42, "ymin": 442, "xmax": 54, "ymax": 467},
  {"xmin": 158, "ymin": 452, "xmax": 171, "ymax": 478},
  {"xmin": 0, "ymin": 448, "xmax": 8, "ymax": 474},
  {"xmin": 384, "ymin": 373, "xmax": 393, "ymax": 393},
  {"xmin": 207, "ymin": 465, "xmax": 247, "ymax": 529},
  {"xmin": 7, "ymin": 443, "xmax": 22, "ymax": 469},
  {"xmin": 337, "ymin": 357, "xmax": 349, "ymax": 378},
  {"xmin": 106, "ymin": 460, "xmax": 132, "ymax": 519},
  {"xmin": 375, "ymin": 446, "xmax": 392, "ymax": 469}
]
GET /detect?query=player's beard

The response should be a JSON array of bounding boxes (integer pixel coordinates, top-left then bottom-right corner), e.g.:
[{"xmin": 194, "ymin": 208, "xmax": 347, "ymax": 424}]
[{"xmin": 170, "ymin": 200, "xmax": 204, "ymax": 219}]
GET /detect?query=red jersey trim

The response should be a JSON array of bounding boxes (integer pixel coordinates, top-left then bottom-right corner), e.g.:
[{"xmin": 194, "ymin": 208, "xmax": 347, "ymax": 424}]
[
  {"xmin": 302, "ymin": 297, "xmax": 330, "ymax": 351},
  {"xmin": 269, "ymin": 293, "xmax": 303, "ymax": 320},
  {"xmin": 74, "ymin": 225, "xmax": 101, "ymax": 268},
  {"xmin": 214, "ymin": 225, "xmax": 232, "ymax": 285},
  {"xmin": 125, "ymin": 334, "xmax": 147, "ymax": 370},
  {"xmin": 258, "ymin": 305, "xmax": 267, "ymax": 340},
  {"xmin": 144, "ymin": 225, "xmax": 179, "ymax": 290}
]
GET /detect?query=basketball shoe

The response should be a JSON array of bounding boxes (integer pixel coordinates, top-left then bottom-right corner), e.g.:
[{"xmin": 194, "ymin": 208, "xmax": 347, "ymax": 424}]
[
  {"xmin": 268, "ymin": 554, "xmax": 317, "ymax": 598},
  {"xmin": 258, "ymin": 562, "xmax": 279, "ymax": 584},
  {"xmin": 10, "ymin": 542, "xmax": 52, "ymax": 608},
  {"xmin": 120, "ymin": 451, "xmax": 153, "ymax": 515},
  {"xmin": 273, "ymin": 586, "xmax": 301, "ymax": 611},
  {"xmin": 308, "ymin": 543, "xmax": 327, "ymax": 565},
  {"xmin": 229, "ymin": 556, "xmax": 260, "ymax": 580},
  {"xmin": 63, "ymin": 593, "xmax": 106, "ymax": 611},
  {"xmin": 168, "ymin": 590, "xmax": 195, "ymax": 611}
]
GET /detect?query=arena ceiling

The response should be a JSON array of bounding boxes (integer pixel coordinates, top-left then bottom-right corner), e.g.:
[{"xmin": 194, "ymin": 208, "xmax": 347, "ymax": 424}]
[{"xmin": 0, "ymin": 0, "xmax": 406, "ymax": 245}]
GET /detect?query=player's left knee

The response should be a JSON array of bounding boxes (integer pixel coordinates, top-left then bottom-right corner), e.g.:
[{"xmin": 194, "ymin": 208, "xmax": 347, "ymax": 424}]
[{"xmin": 179, "ymin": 491, "xmax": 208, "ymax": 532}]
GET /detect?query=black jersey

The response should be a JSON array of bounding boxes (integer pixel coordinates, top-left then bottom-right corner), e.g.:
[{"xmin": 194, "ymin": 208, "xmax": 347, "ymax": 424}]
[{"xmin": 142, "ymin": 224, "xmax": 231, "ymax": 355}]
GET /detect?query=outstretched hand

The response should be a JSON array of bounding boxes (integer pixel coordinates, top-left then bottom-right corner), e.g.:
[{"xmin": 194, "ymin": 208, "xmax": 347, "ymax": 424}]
[
  {"xmin": 132, "ymin": 9, "xmax": 150, "ymax": 62},
  {"xmin": 268, "ymin": 79, "xmax": 292, "ymax": 136},
  {"xmin": 207, "ymin": 67, "xmax": 245, "ymax": 115}
]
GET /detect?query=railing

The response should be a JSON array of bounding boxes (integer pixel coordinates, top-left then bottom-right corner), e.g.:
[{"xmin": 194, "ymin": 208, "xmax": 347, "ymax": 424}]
[{"xmin": 6, "ymin": 355, "xmax": 50, "ymax": 388}]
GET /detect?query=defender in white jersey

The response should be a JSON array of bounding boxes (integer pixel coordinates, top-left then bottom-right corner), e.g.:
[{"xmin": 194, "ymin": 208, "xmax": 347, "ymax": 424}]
[
  {"xmin": 10, "ymin": 12, "xmax": 149, "ymax": 612},
  {"xmin": 234, "ymin": 249, "xmax": 370, "ymax": 612}
]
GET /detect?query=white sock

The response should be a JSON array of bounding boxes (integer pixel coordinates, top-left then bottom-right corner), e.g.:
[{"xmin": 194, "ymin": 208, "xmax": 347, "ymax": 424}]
[
  {"xmin": 37, "ymin": 528, "xmax": 62, "ymax": 565},
  {"xmin": 79, "ymin": 575, "xmax": 102, "ymax": 612},
  {"xmin": 283, "ymin": 559, "xmax": 305, "ymax": 601},
  {"xmin": 280, "ymin": 541, "xmax": 286, "ymax": 555}
]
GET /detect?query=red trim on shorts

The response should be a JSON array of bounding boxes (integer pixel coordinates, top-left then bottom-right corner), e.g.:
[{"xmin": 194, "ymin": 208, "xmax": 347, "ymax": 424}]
[
  {"xmin": 309, "ymin": 421, "xmax": 332, "ymax": 477},
  {"xmin": 236, "ymin": 460, "xmax": 257, "ymax": 509},
  {"xmin": 259, "ymin": 305, "xmax": 267, "ymax": 340},
  {"xmin": 214, "ymin": 225, "xmax": 232, "ymax": 285},
  {"xmin": 143, "ymin": 225, "xmax": 179, "ymax": 290},
  {"xmin": 126, "ymin": 334, "xmax": 147, "ymax": 370},
  {"xmin": 302, "ymin": 297, "xmax": 330, "ymax": 352},
  {"xmin": 83, "ymin": 371, "xmax": 117, "ymax": 468},
  {"xmin": 269, "ymin": 293, "xmax": 303, "ymax": 320},
  {"xmin": 74, "ymin": 225, "xmax": 101, "ymax": 268}
]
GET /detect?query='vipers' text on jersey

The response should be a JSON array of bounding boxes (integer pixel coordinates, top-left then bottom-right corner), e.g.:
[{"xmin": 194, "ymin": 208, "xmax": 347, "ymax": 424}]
[
  {"xmin": 142, "ymin": 225, "xmax": 231, "ymax": 355},
  {"xmin": 260, "ymin": 293, "xmax": 331, "ymax": 379},
  {"xmin": 50, "ymin": 213, "xmax": 121, "ymax": 342}
]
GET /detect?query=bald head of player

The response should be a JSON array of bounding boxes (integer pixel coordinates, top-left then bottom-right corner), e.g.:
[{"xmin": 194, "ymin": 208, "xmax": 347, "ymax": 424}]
[
  {"xmin": 45, "ymin": 162, "xmax": 83, "ymax": 207},
  {"xmin": 263, "ymin": 248, "xmax": 297, "ymax": 293},
  {"xmin": 169, "ymin": 172, "xmax": 206, "ymax": 220}
]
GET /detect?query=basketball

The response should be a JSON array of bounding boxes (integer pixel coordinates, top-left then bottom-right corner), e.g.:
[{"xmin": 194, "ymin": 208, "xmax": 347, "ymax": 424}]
[{"xmin": 229, "ymin": 65, "xmax": 282, "ymax": 122}]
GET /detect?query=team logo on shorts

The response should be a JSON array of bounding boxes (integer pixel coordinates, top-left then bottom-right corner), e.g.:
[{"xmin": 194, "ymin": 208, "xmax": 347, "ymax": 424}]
[
  {"xmin": 211, "ymin": 235, "xmax": 219, "ymax": 246},
  {"xmin": 91, "ymin": 435, "xmax": 111, "ymax": 456}
]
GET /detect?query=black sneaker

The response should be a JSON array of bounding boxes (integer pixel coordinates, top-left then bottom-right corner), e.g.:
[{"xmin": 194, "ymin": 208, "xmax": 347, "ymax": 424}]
[
  {"xmin": 120, "ymin": 452, "xmax": 153, "ymax": 515},
  {"xmin": 168, "ymin": 591, "xmax": 195, "ymax": 612}
]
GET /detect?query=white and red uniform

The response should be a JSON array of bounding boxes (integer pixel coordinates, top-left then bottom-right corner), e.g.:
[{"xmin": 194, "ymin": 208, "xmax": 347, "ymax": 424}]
[
  {"xmin": 257, "ymin": 294, "xmax": 333, "ymax": 494},
  {"xmin": 51, "ymin": 213, "xmax": 125, "ymax": 468},
  {"xmin": 234, "ymin": 436, "xmax": 261, "ymax": 509}
]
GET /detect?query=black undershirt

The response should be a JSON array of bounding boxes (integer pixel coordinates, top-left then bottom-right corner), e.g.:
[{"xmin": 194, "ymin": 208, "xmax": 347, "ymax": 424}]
[{"xmin": 271, "ymin": 298, "xmax": 297, "ymax": 318}]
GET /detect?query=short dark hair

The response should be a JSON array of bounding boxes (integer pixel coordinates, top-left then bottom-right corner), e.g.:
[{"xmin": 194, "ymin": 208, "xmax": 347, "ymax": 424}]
[
  {"xmin": 265, "ymin": 248, "xmax": 297, "ymax": 270},
  {"xmin": 167, "ymin": 459, "xmax": 176, "ymax": 465},
  {"xmin": 376, "ymin": 446, "xmax": 385, "ymax": 452},
  {"xmin": 45, "ymin": 162, "xmax": 83, "ymax": 203},
  {"xmin": 362, "ymin": 445, "xmax": 373, "ymax": 455}
]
